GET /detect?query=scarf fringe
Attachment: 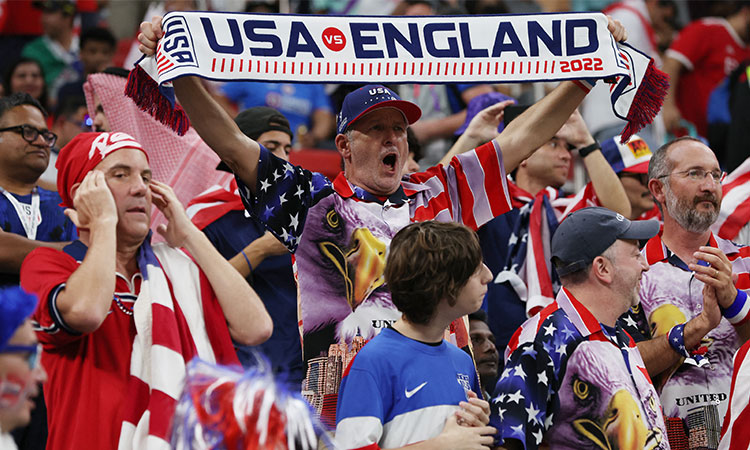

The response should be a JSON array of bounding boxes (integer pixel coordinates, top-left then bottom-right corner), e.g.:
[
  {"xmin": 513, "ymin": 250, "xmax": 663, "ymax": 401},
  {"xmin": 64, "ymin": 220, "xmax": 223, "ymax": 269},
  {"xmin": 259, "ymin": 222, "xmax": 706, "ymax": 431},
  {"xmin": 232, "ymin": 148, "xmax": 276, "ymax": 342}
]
[
  {"xmin": 125, "ymin": 65, "xmax": 191, "ymax": 136},
  {"xmin": 620, "ymin": 59, "xmax": 670, "ymax": 142}
]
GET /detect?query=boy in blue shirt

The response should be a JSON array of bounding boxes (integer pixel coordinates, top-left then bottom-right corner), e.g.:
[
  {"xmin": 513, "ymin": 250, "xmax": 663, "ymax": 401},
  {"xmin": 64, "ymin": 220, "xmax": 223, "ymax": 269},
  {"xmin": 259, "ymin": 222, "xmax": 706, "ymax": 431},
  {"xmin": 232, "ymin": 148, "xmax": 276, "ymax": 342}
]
[{"xmin": 335, "ymin": 221, "xmax": 496, "ymax": 450}]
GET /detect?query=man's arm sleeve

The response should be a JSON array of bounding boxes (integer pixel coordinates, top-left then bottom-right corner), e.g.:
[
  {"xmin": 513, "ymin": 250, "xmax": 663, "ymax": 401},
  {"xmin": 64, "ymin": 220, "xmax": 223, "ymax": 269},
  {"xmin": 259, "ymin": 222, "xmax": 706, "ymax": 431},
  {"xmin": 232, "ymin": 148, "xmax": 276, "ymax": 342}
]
[
  {"xmin": 409, "ymin": 140, "xmax": 512, "ymax": 230},
  {"xmin": 336, "ymin": 366, "xmax": 386, "ymax": 450},
  {"xmin": 665, "ymin": 22, "xmax": 707, "ymax": 72},
  {"xmin": 235, "ymin": 146, "xmax": 331, "ymax": 253},
  {"xmin": 20, "ymin": 247, "xmax": 85, "ymax": 347}
]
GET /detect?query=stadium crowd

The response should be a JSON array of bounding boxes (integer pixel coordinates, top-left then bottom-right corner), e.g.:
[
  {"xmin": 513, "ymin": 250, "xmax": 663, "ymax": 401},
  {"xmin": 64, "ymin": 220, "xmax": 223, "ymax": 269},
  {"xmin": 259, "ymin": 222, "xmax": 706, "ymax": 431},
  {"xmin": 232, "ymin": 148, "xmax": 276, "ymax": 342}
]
[{"xmin": 3, "ymin": 0, "xmax": 750, "ymax": 449}]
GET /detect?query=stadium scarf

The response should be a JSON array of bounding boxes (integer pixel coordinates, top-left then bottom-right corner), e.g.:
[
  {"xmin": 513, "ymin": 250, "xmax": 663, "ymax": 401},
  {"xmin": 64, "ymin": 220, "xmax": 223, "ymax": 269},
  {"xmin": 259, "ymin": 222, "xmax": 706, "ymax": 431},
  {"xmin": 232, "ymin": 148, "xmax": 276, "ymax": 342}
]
[
  {"xmin": 117, "ymin": 237, "xmax": 238, "ymax": 450},
  {"xmin": 126, "ymin": 11, "xmax": 667, "ymax": 141}
]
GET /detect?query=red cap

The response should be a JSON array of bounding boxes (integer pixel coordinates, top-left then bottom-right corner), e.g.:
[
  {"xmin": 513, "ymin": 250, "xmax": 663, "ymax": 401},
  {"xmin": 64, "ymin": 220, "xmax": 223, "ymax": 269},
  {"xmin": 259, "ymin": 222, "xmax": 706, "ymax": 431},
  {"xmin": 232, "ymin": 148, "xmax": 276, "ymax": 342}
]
[{"xmin": 56, "ymin": 132, "xmax": 148, "ymax": 208}]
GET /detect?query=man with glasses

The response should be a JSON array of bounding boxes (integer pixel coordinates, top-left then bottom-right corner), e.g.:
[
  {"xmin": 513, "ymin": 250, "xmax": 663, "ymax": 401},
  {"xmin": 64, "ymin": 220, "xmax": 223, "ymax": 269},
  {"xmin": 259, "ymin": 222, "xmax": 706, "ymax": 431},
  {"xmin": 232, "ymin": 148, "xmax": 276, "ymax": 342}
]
[
  {"xmin": 0, "ymin": 92, "xmax": 74, "ymax": 450},
  {"xmin": 0, "ymin": 93, "xmax": 76, "ymax": 290},
  {"xmin": 618, "ymin": 136, "xmax": 750, "ymax": 448},
  {"xmin": 0, "ymin": 286, "xmax": 47, "ymax": 450}
]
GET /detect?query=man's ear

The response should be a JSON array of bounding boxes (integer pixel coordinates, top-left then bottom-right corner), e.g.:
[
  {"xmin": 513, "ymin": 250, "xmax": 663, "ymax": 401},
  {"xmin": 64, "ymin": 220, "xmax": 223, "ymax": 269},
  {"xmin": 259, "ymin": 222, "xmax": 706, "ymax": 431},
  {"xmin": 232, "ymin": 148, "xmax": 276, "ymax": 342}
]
[
  {"xmin": 649, "ymin": 178, "xmax": 665, "ymax": 205},
  {"xmin": 335, "ymin": 133, "xmax": 351, "ymax": 160},
  {"xmin": 69, "ymin": 182, "xmax": 82, "ymax": 206},
  {"xmin": 591, "ymin": 255, "xmax": 613, "ymax": 284}
]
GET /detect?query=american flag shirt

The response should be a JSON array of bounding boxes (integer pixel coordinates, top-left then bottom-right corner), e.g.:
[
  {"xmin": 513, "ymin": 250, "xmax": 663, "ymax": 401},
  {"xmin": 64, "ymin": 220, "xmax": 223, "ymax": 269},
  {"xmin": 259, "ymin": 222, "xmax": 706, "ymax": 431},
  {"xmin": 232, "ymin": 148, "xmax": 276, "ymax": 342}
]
[
  {"xmin": 491, "ymin": 288, "xmax": 669, "ymax": 450},
  {"xmin": 236, "ymin": 142, "xmax": 511, "ymax": 367}
]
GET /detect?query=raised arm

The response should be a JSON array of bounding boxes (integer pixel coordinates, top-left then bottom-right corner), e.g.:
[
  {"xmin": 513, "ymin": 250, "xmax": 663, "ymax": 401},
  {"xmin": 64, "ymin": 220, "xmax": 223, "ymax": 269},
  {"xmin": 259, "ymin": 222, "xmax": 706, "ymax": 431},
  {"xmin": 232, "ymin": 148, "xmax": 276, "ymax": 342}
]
[
  {"xmin": 150, "ymin": 181, "xmax": 272, "ymax": 345},
  {"xmin": 495, "ymin": 81, "xmax": 588, "ymax": 173},
  {"xmin": 138, "ymin": 17, "xmax": 262, "ymax": 192},
  {"xmin": 559, "ymin": 110, "xmax": 630, "ymax": 217},
  {"xmin": 228, "ymin": 231, "xmax": 288, "ymax": 278},
  {"xmin": 54, "ymin": 171, "xmax": 118, "ymax": 333},
  {"xmin": 637, "ymin": 283, "xmax": 721, "ymax": 376},
  {"xmin": 496, "ymin": 16, "xmax": 627, "ymax": 173}
]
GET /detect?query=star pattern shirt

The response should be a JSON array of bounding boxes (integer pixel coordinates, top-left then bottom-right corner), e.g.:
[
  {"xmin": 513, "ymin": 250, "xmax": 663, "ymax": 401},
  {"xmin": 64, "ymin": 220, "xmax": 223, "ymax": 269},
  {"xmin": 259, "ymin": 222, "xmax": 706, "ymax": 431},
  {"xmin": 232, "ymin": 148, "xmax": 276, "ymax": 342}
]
[
  {"xmin": 236, "ymin": 143, "xmax": 511, "ymax": 372},
  {"xmin": 491, "ymin": 288, "xmax": 669, "ymax": 450}
]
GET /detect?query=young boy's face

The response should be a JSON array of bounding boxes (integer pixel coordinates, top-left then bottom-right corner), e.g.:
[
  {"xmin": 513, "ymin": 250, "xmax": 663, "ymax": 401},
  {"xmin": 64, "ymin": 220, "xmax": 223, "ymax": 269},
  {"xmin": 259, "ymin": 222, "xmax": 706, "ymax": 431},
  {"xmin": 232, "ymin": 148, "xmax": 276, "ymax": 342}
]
[{"xmin": 451, "ymin": 263, "xmax": 492, "ymax": 316}]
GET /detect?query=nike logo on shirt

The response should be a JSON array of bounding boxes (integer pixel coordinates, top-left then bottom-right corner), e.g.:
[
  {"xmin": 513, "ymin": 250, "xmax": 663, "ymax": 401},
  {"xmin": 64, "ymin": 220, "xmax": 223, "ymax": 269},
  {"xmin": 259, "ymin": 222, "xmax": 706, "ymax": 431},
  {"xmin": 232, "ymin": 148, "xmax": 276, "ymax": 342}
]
[{"xmin": 405, "ymin": 382, "xmax": 428, "ymax": 398}]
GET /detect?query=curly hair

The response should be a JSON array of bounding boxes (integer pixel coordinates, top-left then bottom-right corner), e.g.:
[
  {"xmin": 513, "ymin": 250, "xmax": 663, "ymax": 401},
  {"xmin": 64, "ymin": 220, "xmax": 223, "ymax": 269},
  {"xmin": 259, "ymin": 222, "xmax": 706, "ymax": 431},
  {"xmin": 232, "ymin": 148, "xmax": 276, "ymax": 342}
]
[{"xmin": 385, "ymin": 221, "xmax": 482, "ymax": 325}]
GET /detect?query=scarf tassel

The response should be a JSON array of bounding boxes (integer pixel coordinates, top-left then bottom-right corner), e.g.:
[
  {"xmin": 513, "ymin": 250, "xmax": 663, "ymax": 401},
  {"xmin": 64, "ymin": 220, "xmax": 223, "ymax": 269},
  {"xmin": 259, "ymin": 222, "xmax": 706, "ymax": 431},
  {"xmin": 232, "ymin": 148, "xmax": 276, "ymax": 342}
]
[
  {"xmin": 620, "ymin": 59, "xmax": 670, "ymax": 143},
  {"xmin": 125, "ymin": 65, "xmax": 191, "ymax": 136}
]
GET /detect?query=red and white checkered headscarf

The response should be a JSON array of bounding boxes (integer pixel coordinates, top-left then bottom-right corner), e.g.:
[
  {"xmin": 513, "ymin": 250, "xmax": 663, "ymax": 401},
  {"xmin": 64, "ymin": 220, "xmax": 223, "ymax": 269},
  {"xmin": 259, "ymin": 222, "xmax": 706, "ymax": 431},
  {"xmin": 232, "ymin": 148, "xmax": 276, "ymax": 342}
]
[
  {"xmin": 83, "ymin": 72, "xmax": 233, "ymax": 236},
  {"xmin": 56, "ymin": 131, "xmax": 149, "ymax": 208}
]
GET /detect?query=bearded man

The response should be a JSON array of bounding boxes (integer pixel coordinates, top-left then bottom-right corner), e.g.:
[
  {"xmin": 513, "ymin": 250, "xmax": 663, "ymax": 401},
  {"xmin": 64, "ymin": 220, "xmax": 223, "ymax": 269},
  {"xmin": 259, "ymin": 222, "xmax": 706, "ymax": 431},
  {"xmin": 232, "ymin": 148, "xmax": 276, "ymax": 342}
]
[{"xmin": 618, "ymin": 136, "xmax": 750, "ymax": 447}]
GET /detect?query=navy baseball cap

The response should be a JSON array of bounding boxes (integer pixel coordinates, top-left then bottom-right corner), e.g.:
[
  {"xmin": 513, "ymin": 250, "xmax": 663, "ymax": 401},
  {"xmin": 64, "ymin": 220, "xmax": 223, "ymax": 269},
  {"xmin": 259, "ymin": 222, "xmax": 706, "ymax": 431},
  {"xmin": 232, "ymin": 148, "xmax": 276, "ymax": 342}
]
[
  {"xmin": 551, "ymin": 207, "xmax": 659, "ymax": 276},
  {"xmin": 336, "ymin": 85, "xmax": 421, "ymax": 134}
]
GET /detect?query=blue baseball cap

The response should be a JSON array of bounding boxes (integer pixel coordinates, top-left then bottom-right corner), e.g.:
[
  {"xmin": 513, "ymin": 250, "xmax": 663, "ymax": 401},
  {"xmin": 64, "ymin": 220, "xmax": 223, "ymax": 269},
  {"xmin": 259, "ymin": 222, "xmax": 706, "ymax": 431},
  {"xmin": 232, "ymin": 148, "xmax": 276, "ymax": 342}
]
[
  {"xmin": 454, "ymin": 92, "xmax": 515, "ymax": 136},
  {"xmin": 0, "ymin": 287, "xmax": 38, "ymax": 351},
  {"xmin": 551, "ymin": 207, "xmax": 659, "ymax": 276},
  {"xmin": 336, "ymin": 85, "xmax": 421, "ymax": 134}
]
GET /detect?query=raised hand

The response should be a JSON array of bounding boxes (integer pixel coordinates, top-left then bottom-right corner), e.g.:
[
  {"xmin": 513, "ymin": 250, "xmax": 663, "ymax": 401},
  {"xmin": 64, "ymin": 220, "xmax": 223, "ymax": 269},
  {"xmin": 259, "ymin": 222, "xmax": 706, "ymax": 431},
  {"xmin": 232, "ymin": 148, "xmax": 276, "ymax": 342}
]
[
  {"xmin": 150, "ymin": 180, "xmax": 198, "ymax": 248},
  {"xmin": 606, "ymin": 15, "xmax": 627, "ymax": 42},
  {"xmin": 690, "ymin": 246, "xmax": 737, "ymax": 309},
  {"xmin": 65, "ymin": 171, "xmax": 117, "ymax": 231},
  {"xmin": 138, "ymin": 15, "xmax": 164, "ymax": 56},
  {"xmin": 463, "ymin": 99, "xmax": 515, "ymax": 145},
  {"xmin": 556, "ymin": 109, "xmax": 595, "ymax": 149}
]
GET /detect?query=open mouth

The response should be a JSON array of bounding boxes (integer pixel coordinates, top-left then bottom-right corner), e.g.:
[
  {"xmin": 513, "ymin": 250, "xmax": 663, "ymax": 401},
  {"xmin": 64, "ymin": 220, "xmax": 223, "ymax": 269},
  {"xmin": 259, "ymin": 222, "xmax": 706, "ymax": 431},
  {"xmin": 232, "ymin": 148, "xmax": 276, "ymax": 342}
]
[
  {"xmin": 382, "ymin": 153, "xmax": 397, "ymax": 171},
  {"xmin": 127, "ymin": 206, "xmax": 147, "ymax": 214}
]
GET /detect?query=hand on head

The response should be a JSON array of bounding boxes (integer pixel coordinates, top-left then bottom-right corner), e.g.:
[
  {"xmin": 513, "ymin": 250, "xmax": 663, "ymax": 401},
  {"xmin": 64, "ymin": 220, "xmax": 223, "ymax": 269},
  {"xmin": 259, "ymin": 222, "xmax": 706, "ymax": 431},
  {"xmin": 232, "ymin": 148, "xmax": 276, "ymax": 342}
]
[
  {"xmin": 150, "ymin": 180, "xmax": 197, "ymax": 248},
  {"xmin": 65, "ymin": 170, "xmax": 117, "ymax": 230}
]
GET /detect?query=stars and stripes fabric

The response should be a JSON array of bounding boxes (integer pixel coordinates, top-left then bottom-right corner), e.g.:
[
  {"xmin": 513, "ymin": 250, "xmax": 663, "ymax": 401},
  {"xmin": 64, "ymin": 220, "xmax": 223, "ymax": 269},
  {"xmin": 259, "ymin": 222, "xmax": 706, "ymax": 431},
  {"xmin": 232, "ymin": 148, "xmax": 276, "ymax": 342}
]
[
  {"xmin": 491, "ymin": 288, "xmax": 668, "ymax": 450},
  {"xmin": 493, "ymin": 183, "xmax": 562, "ymax": 318},
  {"xmin": 719, "ymin": 339, "xmax": 750, "ymax": 450},
  {"xmin": 235, "ymin": 141, "xmax": 510, "ymax": 396},
  {"xmin": 185, "ymin": 179, "xmax": 245, "ymax": 231},
  {"xmin": 713, "ymin": 156, "xmax": 750, "ymax": 242},
  {"xmin": 117, "ymin": 239, "xmax": 239, "ymax": 450},
  {"xmin": 236, "ymin": 146, "xmax": 332, "ymax": 253}
]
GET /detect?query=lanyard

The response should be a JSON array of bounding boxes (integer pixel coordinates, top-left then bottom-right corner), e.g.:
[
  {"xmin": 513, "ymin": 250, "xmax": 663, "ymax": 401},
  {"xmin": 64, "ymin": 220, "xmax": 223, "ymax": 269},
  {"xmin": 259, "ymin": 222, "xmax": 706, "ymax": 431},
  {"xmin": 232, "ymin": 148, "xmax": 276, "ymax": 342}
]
[{"xmin": 0, "ymin": 187, "xmax": 41, "ymax": 240}]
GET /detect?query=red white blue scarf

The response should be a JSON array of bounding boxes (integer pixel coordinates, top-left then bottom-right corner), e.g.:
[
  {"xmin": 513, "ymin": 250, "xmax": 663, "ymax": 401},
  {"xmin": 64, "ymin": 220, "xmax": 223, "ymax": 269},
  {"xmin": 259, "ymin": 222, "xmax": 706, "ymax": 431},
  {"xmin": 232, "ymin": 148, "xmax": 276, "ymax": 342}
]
[{"xmin": 126, "ymin": 11, "xmax": 667, "ymax": 141}]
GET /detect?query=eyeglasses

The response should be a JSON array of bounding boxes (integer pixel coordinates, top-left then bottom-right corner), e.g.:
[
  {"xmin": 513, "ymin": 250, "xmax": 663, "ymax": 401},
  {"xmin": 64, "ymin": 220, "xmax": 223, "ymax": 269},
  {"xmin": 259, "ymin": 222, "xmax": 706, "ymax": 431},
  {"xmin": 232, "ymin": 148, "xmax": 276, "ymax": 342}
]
[
  {"xmin": 1, "ymin": 343, "xmax": 42, "ymax": 369},
  {"xmin": 657, "ymin": 168, "xmax": 725, "ymax": 184},
  {"xmin": 0, "ymin": 125, "xmax": 58, "ymax": 148}
]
